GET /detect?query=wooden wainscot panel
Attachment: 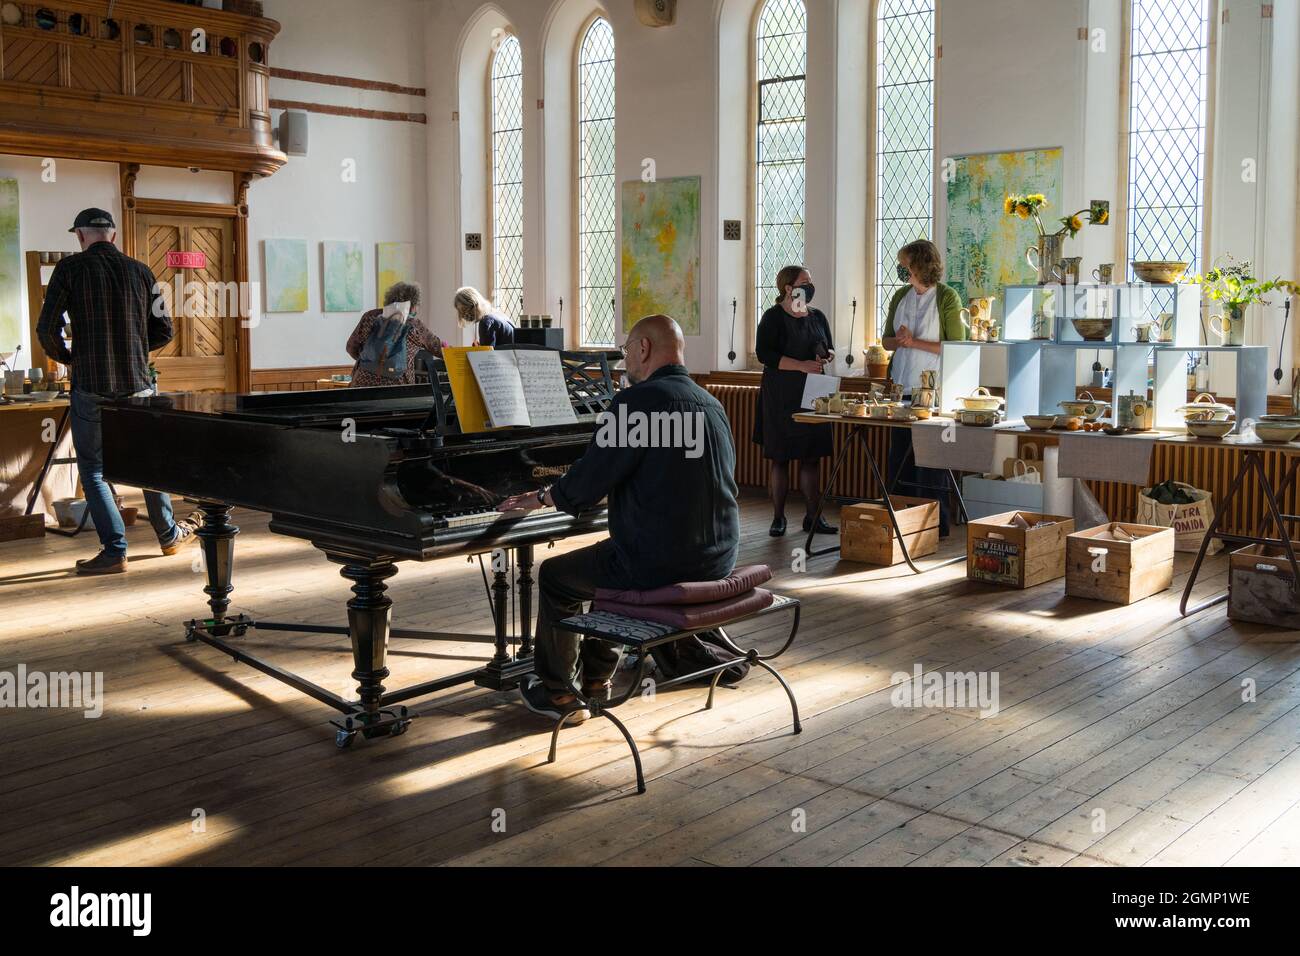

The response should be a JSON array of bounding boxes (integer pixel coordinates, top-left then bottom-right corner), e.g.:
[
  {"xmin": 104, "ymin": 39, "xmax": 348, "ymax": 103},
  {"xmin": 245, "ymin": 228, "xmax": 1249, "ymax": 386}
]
[
  {"xmin": 1228, "ymin": 544, "xmax": 1300, "ymax": 635},
  {"xmin": 968, "ymin": 511, "xmax": 1074, "ymax": 589},
  {"xmin": 0, "ymin": 0, "xmax": 285, "ymax": 175},
  {"xmin": 1066, "ymin": 522, "xmax": 1175, "ymax": 605},
  {"xmin": 842, "ymin": 496, "xmax": 939, "ymax": 566}
]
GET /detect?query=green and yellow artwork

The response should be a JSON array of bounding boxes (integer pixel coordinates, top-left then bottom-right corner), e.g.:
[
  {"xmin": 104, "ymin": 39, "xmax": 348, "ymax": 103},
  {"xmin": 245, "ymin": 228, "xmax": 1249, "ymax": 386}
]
[
  {"xmin": 263, "ymin": 238, "xmax": 309, "ymax": 313},
  {"xmin": 322, "ymin": 240, "xmax": 363, "ymax": 312},
  {"xmin": 0, "ymin": 179, "xmax": 20, "ymax": 350},
  {"xmin": 620, "ymin": 176, "xmax": 701, "ymax": 335},
  {"xmin": 945, "ymin": 148, "xmax": 1064, "ymax": 303},
  {"xmin": 376, "ymin": 242, "xmax": 415, "ymax": 307}
]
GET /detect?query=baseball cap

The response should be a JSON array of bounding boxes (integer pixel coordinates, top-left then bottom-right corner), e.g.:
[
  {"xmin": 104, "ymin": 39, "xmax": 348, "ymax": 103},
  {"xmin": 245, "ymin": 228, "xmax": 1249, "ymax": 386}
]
[{"xmin": 69, "ymin": 208, "xmax": 116, "ymax": 232}]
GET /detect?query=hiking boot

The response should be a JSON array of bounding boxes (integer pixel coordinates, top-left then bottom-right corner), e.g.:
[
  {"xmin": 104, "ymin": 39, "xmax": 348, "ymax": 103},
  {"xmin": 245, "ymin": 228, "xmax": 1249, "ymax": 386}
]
[{"xmin": 76, "ymin": 551, "xmax": 127, "ymax": 576}]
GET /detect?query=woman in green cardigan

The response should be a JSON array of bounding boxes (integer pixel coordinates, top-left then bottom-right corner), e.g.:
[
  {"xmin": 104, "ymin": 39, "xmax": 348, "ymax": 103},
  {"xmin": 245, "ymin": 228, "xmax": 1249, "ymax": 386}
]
[{"xmin": 882, "ymin": 239, "xmax": 966, "ymax": 535}]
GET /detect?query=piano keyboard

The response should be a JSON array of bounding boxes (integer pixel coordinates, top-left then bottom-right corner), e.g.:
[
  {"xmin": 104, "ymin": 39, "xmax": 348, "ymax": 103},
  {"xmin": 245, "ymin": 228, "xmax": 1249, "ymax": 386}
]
[{"xmin": 441, "ymin": 505, "xmax": 557, "ymax": 530}]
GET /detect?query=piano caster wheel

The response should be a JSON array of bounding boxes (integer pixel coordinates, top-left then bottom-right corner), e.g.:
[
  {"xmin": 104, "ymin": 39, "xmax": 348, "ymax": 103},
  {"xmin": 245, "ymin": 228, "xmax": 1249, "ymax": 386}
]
[
  {"xmin": 389, "ymin": 720, "xmax": 410, "ymax": 738},
  {"xmin": 335, "ymin": 729, "xmax": 356, "ymax": 749},
  {"xmin": 183, "ymin": 625, "xmax": 198, "ymax": 643},
  {"xmin": 232, "ymin": 624, "xmax": 248, "ymax": 637}
]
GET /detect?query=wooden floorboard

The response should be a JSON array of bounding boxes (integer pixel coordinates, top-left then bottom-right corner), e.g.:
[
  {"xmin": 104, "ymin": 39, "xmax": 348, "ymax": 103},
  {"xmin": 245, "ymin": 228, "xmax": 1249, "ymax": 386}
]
[{"xmin": 1, "ymin": 490, "xmax": 1298, "ymax": 866}]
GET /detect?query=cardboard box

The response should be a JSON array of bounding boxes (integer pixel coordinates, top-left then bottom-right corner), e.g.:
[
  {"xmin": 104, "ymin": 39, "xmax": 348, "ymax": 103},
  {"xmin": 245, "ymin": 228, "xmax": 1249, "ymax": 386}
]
[
  {"xmin": 967, "ymin": 511, "xmax": 1074, "ymax": 588},
  {"xmin": 1228, "ymin": 544, "xmax": 1300, "ymax": 634},
  {"xmin": 841, "ymin": 496, "xmax": 939, "ymax": 566},
  {"xmin": 1066, "ymin": 522, "xmax": 1174, "ymax": 605}
]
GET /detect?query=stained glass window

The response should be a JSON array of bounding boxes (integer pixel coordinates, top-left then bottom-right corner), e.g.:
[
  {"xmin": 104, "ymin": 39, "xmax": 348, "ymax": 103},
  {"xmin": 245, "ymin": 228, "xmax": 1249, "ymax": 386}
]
[
  {"xmin": 874, "ymin": 0, "xmax": 935, "ymax": 336},
  {"xmin": 755, "ymin": 0, "xmax": 807, "ymax": 331},
  {"xmin": 1125, "ymin": 0, "xmax": 1212, "ymax": 278},
  {"xmin": 577, "ymin": 18, "xmax": 616, "ymax": 346},
  {"xmin": 490, "ymin": 34, "xmax": 524, "ymax": 317}
]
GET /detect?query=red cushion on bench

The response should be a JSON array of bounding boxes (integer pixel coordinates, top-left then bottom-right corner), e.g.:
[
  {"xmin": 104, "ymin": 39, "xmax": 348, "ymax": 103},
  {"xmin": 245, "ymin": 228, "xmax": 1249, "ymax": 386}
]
[
  {"xmin": 594, "ymin": 564, "xmax": 773, "ymax": 607},
  {"xmin": 593, "ymin": 587, "xmax": 775, "ymax": 630}
]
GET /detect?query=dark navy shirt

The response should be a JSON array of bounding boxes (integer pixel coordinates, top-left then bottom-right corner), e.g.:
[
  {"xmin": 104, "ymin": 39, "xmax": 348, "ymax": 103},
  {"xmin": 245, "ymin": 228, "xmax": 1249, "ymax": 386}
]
[
  {"xmin": 477, "ymin": 314, "xmax": 515, "ymax": 347},
  {"xmin": 549, "ymin": 365, "xmax": 740, "ymax": 590}
]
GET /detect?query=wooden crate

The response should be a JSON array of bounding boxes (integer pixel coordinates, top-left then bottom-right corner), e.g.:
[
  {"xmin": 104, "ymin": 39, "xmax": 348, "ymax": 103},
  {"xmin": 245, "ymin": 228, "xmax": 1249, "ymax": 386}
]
[
  {"xmin": 1066, "ymin": 522, "xmax": 1174, "ymax": 604},
  {"xmin": 0, "ymin": 514, "xmax": 44, "ymax": 542},
  {"xmin": 967, "ymin": 511, "xmax": 1074, "ymax": 589},
  {"xmin": 1228, "ymin": 544, "xmax": 1300, "ymax": 633},
  {"xmin": 841, "ymin": 496, "xmax": 939, "ymax": 566}
]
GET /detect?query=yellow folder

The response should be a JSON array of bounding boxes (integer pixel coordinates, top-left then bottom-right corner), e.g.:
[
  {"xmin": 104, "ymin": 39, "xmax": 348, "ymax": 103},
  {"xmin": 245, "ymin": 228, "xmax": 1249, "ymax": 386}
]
[{"xmin": 441, "ymin": 345, "xmax": 495, "ymax": 433}]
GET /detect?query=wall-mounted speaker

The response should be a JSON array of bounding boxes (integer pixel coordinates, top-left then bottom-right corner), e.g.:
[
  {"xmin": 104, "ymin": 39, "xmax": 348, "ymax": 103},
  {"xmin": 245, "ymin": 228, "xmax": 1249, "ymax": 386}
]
[
  {"xmin": 634, "ymin": 0, "xmax": 676, "ymax": 27},
  {"xmin": 278, "ymin": 109, "xmax": 309, "ymax": 157}
]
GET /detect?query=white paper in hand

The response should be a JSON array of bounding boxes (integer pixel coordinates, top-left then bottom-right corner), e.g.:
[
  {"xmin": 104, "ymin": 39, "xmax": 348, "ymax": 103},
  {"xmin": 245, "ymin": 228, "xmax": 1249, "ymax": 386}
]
[
  {"xmin": 382, "ymin": 300, "xmax": 412, "ymax": 323},
  {"xmin": 801, "ymin": 373, "xmax": 840, "ymax": 409}
]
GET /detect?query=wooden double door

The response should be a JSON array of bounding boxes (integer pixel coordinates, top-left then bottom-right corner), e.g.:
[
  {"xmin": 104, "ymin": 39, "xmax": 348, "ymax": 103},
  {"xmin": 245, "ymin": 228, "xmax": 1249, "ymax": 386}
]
[{"xmin": 136, "ymin": 213, "xmax": 240, "ymax": 393}]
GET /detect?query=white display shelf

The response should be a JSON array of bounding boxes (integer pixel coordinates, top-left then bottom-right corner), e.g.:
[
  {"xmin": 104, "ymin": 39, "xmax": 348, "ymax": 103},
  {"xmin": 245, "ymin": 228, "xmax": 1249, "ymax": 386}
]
[
  {"xmin": 1151, "ymin": 345, "xmax": 1268, "ymax": 430},
  {"xmin": 1002, "ymin": 282, "xmax": 1200, "ymax": 347}
]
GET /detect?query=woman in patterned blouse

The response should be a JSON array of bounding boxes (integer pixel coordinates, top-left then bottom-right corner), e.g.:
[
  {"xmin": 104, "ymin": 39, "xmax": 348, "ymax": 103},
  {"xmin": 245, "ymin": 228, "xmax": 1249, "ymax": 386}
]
[{"xmin": 345, "ymin": 282, "xmax": 442, "ymax": 387}]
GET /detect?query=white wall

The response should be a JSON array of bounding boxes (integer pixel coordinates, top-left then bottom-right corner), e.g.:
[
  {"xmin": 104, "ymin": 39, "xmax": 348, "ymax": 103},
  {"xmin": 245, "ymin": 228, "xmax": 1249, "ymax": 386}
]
[{"xmin": 249, "ymin": 0, "xmax": 428, "ymax": 368}]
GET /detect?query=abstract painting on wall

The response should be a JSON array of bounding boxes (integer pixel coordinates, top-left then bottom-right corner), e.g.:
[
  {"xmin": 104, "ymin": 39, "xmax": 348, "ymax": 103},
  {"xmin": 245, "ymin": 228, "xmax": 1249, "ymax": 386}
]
[
  {"xmin": 620, "ymin": 176, "xmax": 701, "ymax": 335},
  {"xmin": 376, "ymin": 242, "xmax": 416, "ymax": 307},
  {"xmin": 945, "ymin": 147, "xmax": 1064, "ymax": 304},
  {"xmin": 321, "ymin": 241, "xmax": 364, "ymax": 312},
  {"xmin": 263, "ymin": 239, "xmax": 309, "ymax": 313},
  {"xmin": 0, "ymin": 179, "xmax": 20, "ymax": 350}
]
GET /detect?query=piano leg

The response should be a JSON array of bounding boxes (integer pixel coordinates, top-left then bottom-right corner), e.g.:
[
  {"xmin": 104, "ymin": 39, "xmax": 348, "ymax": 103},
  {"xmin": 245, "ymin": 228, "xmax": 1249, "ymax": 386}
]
[
  {"xmin": 517, "ymin": 544, "xmax": 534, "ymax": 658},
  {"xmin": 187, "ymin": 502, "xmax": 250, "ymax": 639},
  {"xmin": 475, "ymin": 551, "xmax": 535, "ymax": 691},
  {"xmin": 326, "ymin": 552, "xmax": 411, "ymax": 747}
]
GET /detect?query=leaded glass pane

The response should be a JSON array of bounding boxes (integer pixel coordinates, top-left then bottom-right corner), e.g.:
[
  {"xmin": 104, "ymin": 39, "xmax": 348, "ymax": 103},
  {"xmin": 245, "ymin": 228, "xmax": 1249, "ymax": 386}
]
[
  {"xmin": 491, "ymin": 35, "xmax": 524, "ymax": 317},
  {"xmin": 578, "ymin": 17, "xmax": 616, "ymax": 346}
]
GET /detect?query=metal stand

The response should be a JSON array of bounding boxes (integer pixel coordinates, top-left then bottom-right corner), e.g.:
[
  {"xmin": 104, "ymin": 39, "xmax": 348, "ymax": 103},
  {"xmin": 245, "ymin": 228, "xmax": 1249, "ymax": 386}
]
[
  {"xmin": 1180, "ymin": 451, "xmax": 1300, "ymax": 617},
  {"xmin": 179, "ymin": 502, "xmax": 538, "ymax": 746},
  {"xmin": 803, "ymin": 426, "xmax": 967, "ymax": 572}
]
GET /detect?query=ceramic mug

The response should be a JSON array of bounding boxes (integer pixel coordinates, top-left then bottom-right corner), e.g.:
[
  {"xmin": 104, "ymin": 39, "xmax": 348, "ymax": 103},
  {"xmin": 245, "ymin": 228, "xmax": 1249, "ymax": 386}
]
[
  {"xmin": 1092, "ymin": 263, "xmax": 1115, "ymax": 284},
  {"xmin": 1210, "ymin": 312, "xmax": 1244, "ymax": 347},
  {"xmin": 1157, "ymin": 312, "xmax": 1176, "ymax": 343},
  {"xmin": 1133, "ymin": 322, "xmax": 1152, "ymax": 343},
  {"xmin": 918, "ymin": 369, "xmax": 938, "ymax": 390},
  {"xmin": 1057, "ymin": 257, "xmax": 1083, "ymax": 284}
]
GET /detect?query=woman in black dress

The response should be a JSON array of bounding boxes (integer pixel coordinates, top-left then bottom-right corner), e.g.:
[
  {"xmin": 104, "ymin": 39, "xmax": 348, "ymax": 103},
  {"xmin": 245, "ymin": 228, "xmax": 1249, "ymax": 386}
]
[{"xmin": 753, "ymin": 265, "xmax": 835, "ymax": 537}]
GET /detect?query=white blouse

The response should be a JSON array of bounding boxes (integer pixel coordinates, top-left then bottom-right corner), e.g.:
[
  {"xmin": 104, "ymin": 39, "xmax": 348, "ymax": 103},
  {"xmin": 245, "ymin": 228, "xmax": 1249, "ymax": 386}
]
[{"xmin": 891, "ymin": 286, "xmax": 941, "ymax": 391}]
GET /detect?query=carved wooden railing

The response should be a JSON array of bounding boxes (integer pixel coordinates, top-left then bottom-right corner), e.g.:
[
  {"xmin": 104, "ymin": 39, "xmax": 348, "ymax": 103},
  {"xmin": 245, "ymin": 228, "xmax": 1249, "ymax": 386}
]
[{"xmin": 0, "ymin": 0, "xmax": 284, "ymax": 174}]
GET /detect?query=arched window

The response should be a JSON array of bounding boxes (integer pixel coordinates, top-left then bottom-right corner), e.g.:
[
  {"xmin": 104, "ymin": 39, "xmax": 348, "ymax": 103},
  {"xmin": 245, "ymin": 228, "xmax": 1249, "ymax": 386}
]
[
  {"xmin": 754, "ymin": 0, "xmax": 806, "ymax": 331},
  {"xmin": 490, "ymin": 33, "xmax": 524, "ymax": 317},
  {"xmin": 874, "ymin": 0, "xmax": 935, "ymax": 336},
  {"xmin": 577, "ymin": 17, "xmax": 616, "ymax": 347},
  {"xmin": 1123, "ymin": 0, "xmax": 1213, "ymax": 278}
]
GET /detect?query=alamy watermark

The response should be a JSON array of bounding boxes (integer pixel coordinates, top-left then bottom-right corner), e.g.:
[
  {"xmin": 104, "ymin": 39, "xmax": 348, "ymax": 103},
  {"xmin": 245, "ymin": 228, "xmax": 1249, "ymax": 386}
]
[
  {"xmin": 890, "ymin": 663, "xmax": 1000, "ymax": 718},
  {"xmin": 594, "ymin": 405, "xmax": 707, "ymax": 459},
  {"xmin": 0, "ymin": 665, "xmax": 103, "ymax": 718}
]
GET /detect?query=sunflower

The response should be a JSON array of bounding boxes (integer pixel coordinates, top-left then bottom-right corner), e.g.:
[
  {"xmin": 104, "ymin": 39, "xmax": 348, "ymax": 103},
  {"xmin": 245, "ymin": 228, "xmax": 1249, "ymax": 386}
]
[
  {"xmin": 1027, "ymin": 193, "xmax": 1047, "ymax": 207},
  {"xmin": 1095, "ymin": 209, "xmax": 1109, "ymax": 226},
  {"xmin": 1004, "ymin": 196, "xmax": 1016, "ymax": 215},
  {"xmin": 1016, "ymin": 203, "xmax": 1031, "ymax": 220},
  {"xmin": 1069, "ymin": 214, "xmax": 1083, "ymax": 233}
]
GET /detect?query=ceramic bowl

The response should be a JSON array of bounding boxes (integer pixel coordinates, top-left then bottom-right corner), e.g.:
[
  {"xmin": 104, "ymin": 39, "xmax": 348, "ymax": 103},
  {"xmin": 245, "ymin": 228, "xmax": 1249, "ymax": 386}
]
[
  {"xmin": 1023, "ymin": 414, "xmax": 1057, "ymax": 431},
  {"xmin": 1131, "ymin": 260, "xmax": 1189, "ymax": 284},
  {"xmin": 1070, "ymin": 318, "xmax": 1112, "ymax": 341},
  {"xmin": 1186, "ymin": 420, "xmax": 1234, "ymax": 440},
  {"xmin": 1254, "ymin": 422, "xmax": 1300, "ymax": 443}
]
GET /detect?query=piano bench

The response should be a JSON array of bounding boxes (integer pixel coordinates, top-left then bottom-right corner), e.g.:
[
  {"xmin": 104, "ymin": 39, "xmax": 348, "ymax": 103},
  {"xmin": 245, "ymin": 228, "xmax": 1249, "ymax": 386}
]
[{"xmin": 553, "ymin": 591, "xmax": 801, "ymax": 794}]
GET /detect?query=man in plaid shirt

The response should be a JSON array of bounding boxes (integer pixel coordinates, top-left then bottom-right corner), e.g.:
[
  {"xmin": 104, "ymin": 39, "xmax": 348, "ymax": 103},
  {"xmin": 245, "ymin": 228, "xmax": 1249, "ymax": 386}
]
[{"xmin": 37, "ymin": 208, "xmax": 196, "ymax": 575}]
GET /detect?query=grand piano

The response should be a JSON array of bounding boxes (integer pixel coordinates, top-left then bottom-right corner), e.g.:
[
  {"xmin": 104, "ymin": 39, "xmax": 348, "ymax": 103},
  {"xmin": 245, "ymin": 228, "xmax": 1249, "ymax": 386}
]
[{"xmin": 100, "ymin": 353, "xmax": 615, "ymax": 747}]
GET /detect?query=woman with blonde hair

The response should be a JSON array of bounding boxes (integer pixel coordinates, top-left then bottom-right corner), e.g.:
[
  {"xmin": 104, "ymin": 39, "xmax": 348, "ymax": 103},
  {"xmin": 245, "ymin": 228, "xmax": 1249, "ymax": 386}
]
[
  {"xmin": 454, "ymin": 286, "xmax": 516, "ymax": 347},
  {"xmin": 752, "ymin": 264, "xmax": 835, "ymax": 538}
]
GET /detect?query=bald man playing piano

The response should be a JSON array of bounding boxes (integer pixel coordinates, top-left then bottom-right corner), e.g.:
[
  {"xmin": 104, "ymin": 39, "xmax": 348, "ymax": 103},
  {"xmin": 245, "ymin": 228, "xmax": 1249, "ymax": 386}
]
[{"xmin": 498, "ymin": 314, "xmax": 741, "ymax": 722}]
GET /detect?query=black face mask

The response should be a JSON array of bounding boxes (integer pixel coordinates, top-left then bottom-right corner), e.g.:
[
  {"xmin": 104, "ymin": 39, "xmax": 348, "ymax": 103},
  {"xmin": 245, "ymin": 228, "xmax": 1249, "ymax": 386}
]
[
  {"xmin": 791, "ymin": 283, "xmax": 815, "ymax": 307},
  {"xmin": 896, "ymin": 263, "xmax": 910, "ymax": 282}
]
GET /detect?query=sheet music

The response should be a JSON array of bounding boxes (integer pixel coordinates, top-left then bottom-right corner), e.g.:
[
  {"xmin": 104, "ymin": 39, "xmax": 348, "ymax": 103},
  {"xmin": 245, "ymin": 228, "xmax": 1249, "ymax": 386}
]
[
  {"xmin": 801, "ymin": 373, "xmax": 840, "ymax": 409},
  {"xmin": 466, "ymin": 351, "xmax": 530, "ymax": 427},
  {"xmin": 513, "ymin": 351, "xmax": 578, "ymax": 427}
]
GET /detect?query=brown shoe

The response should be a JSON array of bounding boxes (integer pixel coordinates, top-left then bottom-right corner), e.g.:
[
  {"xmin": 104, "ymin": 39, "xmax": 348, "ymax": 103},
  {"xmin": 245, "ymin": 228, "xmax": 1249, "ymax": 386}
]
[
  {"xmin": 76, "ymin": 551, "xmax": 128, "ymax": 576},
  {"xmin": 582, "ymin": 679, "xmax": 613, "ymax": 702},
  {"xmin": 160, "ymin": 525, "xmax": 196, "ymax": 556}
]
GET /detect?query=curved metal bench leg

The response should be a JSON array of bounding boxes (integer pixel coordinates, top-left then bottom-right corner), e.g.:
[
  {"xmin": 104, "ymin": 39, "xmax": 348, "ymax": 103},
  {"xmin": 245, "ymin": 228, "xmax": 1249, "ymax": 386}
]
[
  {"xmin": 705, "ymin": 668, "xmax": 726, "ymax": 710},
  {"xmin": 598, "ymin": 707, "xmax": 646, "ymax": 794},
  {"xmin": 751, "ymin": 659, "xmax": 802, "ymax": 734},
  {"xmin": 547, "ymin": 709, "xmax": 579, "ymax": 764}
]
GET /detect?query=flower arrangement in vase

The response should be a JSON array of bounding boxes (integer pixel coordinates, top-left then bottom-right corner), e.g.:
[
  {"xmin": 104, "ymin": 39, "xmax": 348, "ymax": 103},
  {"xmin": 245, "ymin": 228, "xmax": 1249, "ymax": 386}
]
[
  {"xmin": 1185, "ymin": 255, "xmax": 1298, "ymax": 347},
  {"xmin": 1005, "ymin": 195, "xmax": 1110, "ymax": 285}
]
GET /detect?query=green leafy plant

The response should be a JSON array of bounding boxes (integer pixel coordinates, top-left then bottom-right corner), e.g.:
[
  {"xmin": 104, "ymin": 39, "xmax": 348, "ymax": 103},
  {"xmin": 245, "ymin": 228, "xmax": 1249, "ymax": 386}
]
[{"xmin": 1186, "ymin": 255, "xmax": 1296, "ymax": 309}]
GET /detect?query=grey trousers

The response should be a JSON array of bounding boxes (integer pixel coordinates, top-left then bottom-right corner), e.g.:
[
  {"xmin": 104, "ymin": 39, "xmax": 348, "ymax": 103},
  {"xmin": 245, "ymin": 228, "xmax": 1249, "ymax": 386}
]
[{"xmin": 533, "ymin": 540, "xmax": 623, "ymax": 692}]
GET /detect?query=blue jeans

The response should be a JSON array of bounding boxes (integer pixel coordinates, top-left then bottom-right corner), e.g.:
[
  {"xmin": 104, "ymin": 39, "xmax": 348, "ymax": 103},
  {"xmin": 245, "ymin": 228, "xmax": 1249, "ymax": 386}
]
[{"xmin": 69, "ymin": 389, "xmax": 178, "ymax": 558}]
